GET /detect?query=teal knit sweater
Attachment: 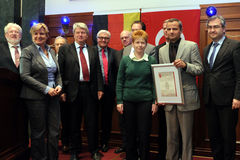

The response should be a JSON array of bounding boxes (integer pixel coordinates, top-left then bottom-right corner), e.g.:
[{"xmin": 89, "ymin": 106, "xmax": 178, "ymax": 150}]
[{"xmin": 116, "ymin": 55, "xmax": 157, "ymax": 104}]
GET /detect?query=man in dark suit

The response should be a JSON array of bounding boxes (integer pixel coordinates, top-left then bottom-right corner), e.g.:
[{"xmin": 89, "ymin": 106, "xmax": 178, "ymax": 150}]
[
  {"xmin": 58, "ymin": 22, "xmax": 104, "ymax": 160},
  {"xmin": 93, "ymin": 30, "xmax": 118, "ymax": 152},
  {"xmin": 149, "ymin": 19, "xmax": 169, "ymax": 160},
  {"xmin": 0, "ymin": 23, "xmax": 25, "ymax": 73},
  {"xmin": 203, "ymin": 15, "xmax": 240, "ymax": 160}
]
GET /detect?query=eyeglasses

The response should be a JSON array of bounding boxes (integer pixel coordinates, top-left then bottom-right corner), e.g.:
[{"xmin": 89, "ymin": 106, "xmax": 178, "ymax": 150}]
[{"xmin": 98, "ymin": 37, "xmax": 110, "ymax": 40}]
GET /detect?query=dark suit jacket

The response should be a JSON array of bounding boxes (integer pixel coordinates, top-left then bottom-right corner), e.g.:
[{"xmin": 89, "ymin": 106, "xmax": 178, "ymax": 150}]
[
  {"xmin": 149, "ymin": 42, "xmax": 167, "ymax": 63},
  {"xmin": 203, "ymin": 37, "xmax": 240, "ymax": 106},
  {"xmin": 58, "ymin": 43, "xmax": 103, "ymax": 102},
  {"xmin": 20, "ymin": 43, "xmax": 62, "ymax": 100},
  {"xmin": 92, "ymin": 46, "xmax": 118, "ymax": 95},
  {"xmin": 0, "ymin": 41, "xmax": 27, "ymax": 74}
]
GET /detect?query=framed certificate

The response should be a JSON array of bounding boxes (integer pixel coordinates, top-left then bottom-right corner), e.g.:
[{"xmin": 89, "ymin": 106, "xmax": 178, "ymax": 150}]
[{"xmin": 151, "ymin": 63, "xmax": 184, "ymax": 104}]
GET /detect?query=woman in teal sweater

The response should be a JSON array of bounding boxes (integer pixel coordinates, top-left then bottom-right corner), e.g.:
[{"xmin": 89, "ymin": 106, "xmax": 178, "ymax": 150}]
[{"xmin": 116, "ymin": 30, "xmax": 158, "ymax": 160}]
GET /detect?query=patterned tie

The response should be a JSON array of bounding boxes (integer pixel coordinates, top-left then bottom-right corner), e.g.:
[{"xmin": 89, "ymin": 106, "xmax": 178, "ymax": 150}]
[
  {"xmin": 102, "ymin": 48, "xmax": 108, "ymax": 84},
  {"xmin": 13, "ymin": 46, "xmax": 20, "ymax": 67},
  {"xmin": 209, "ymin": 42, "xmax": 219, "ymax": 69},
  {"xmin": 79, "ymin": 46, "xmax": 90, "ymax": 81}
]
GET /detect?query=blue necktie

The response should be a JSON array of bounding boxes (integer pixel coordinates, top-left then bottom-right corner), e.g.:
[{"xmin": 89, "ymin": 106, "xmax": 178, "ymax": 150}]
[{"xmin": 209, "ymin": 42, "xmax": 219, "ymax": 69}]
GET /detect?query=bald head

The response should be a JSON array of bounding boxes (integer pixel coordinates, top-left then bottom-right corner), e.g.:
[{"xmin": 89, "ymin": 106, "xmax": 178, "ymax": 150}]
[{"xmin": 120, "ymin": 30, "xmax": 132, "ymax": 47}]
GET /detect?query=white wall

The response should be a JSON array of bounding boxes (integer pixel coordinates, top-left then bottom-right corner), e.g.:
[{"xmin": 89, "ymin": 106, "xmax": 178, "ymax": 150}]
[{"xmin": 45, "ymin": 0, "xmax": 240, "ymax": 15}]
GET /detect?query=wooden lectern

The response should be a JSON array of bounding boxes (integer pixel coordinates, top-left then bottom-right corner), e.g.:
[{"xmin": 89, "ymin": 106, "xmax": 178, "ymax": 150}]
[{"xmin": 0, "ymin": 68, "xmax": 29, "ymax": 160}]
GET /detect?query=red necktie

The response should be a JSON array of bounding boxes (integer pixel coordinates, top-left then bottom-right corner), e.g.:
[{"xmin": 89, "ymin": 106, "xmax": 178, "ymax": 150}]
[
  {"xmin": 13, "ymin": 46, "xmax": 20, "ymax": 67},
  {"xmin": 79, "ymin": 47, "xmax": 90, "ymax": 81},
  {"xmin": 102, "ymin": 48, "xmax": 108, "ymax": 84}
]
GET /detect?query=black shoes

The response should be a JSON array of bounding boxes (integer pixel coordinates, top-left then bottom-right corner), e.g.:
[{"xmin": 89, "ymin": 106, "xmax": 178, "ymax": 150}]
[
  {"xmin": 70, "ymin": 152, "xmax": 79, "ymax": 160},
  {"xmin": 101, "ymin": 144, "xmax": 109, "ymax": 152},
  {"xmin": 114, "ymin": 147, "xmax": 125, "ymax": 154},
  {"xmin": 91, "ymin": 152, "xmax": 101, "ymax": 160}
]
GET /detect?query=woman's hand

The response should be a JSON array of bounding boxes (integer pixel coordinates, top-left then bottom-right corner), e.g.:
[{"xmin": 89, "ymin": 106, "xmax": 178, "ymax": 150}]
[
  {"xmin": 54, "ymin": 86, "xmax": 62, "ymax": 95},
  {"xmin": 48, "ymin": 88, "xmax": 57, "ymax": 97},
  {"xmin": 117, "ymin": 104, "xmax": 124, "ymax": 114},
  {"xmin": 152, "ymin": 104, "xmax": 158, "ymax": 115}
]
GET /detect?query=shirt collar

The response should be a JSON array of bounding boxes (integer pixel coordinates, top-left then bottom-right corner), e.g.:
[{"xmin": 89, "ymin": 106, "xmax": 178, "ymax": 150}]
[
  {"xmin": 75, "ymin": 41, "xmax": 87, "ymax": 49},
  {"xmin": 129, "ymin": 51, "xmax": 149, "ymax": 61},
  {"xmin": 8, "ymin": 42, "xmax": 20, "ymax": 48},
  {"xmin": 97, "ymin": 45, "xmax": 107, "ymax": 52},
  {"xmin": 34, "ymin": 43, "xmax": 51, "ymax": 52},
  {"xmin": 212, "ymin": 36, "xmax": 225, "ymax": 47}
]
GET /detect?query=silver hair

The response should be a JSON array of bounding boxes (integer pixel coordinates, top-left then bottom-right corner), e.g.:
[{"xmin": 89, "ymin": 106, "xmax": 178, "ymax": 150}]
[
  {"xmin": 206, "ymin": 15, "xmax": 226, "ymax": 28},
  {"xmin": 54, "ymin": 36, "xmax": 67, "ymax": 44},
  {"xmin": 4, "ymin": 23, "xmax": 22, "ymax": 34},
  {"xmin": 73, "ymin": 22, "xmax": 89, "ymax": 34},
  {"xmin": 97, "ymin": 30, "xmax": 111, "ymax": 38}
]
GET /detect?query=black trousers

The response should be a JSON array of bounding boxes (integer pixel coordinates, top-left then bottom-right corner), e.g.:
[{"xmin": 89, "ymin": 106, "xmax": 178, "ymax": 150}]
[
  {"xmin": 25, "ymin": 96, "xmax": 60, "ymax": 160},
  {"xmin": 158, "ymin": 107, "xmax": 167, "ymax": 160},
  {"xmin": 123, "ymin": 101, "xmax": 152, "ymax": 160},
  {"xmin": 118, "ymin": 113, "xmax": 127, "ymax": 149},
  {"xmin": 99, "ymin": 85, "xmax": 115, "ymax": 146},
  {"xmin": 60, "ymin": 101, "xmax": 70, "ymax": 146},
  {"xmin": 69, "ymin": 82, "xmax": 99, "ymax": 154},
  {"xmin": 205, "ymin": 102, "xmax": 238, "ymax": 160}
]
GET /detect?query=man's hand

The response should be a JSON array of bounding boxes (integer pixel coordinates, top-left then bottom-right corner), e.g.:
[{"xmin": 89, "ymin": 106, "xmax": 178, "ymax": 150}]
[
  {"xmin": 60, "ymin": 93, "xmax": 66, "ymax": 102},
  {"xmin": 174, "ymin": 59, "xmax": 186, "ymax": 68},
  {"xmin": 232, "ymin": 99, "xmax": 240, "ymax": 109},
  {"xmin": 98, "ymin": 91, "xmax": 104, "ymax": 100}
]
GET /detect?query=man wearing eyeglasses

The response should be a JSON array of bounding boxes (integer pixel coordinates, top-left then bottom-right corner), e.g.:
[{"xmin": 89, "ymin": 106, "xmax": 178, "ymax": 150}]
[
  {"xmin": 203, "ymin": 15, "xmax": 240, "ymax": 160},
  {"xmin": 93, "ymin": 30, "xmax": 118, "ymax": 153}
]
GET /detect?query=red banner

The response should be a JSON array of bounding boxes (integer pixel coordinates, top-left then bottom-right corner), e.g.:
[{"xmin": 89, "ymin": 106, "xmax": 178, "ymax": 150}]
[{"xmin": 141, "ymin": 10, "xmax": 200, "ymax": 46}]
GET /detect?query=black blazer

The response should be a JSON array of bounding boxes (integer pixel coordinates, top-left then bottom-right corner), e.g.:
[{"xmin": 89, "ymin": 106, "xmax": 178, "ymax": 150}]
[
  {"xmin": 0, "ymin": 41, "xmax": 27, "ymax": 74},
  {"xmin": 149, "ymin": 42, "xmax": 167, "ymax": 63},
  {"xmin": 58, "ymin": 43, "xmax": 103, "ymax": 102},
  {"xmin": 92, "ymin": 46, "xmax": 118, "ymax": 95},
  {"xmin": 203, "ymin": 37, "xmax": 240, "ymax": 106}
]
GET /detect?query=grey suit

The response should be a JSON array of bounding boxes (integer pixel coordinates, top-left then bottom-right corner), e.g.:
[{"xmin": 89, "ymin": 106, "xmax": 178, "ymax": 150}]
[
  {"xmin": 122, "ymin": 43, "xmax": 155, "ymax": 56},
  {"xmin": 158, "ymin": 39, "xmax": 203, "ymax": 160},
  {"xmin": 20, "ymin": 43, "xmax": 62, "ymax": 160}
]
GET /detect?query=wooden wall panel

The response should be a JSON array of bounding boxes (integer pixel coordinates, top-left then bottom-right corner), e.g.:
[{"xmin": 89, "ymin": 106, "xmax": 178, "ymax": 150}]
[{"xmin": 45, "ymin": 12, "xmax": 93, "ymax": 46}]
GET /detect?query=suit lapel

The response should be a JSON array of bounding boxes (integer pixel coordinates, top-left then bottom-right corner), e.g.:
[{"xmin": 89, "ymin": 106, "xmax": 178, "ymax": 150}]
[
  {"xmin": 176, "ymin": 39, "xmax": 185, "ymax": 60},
  {"xmin": 204, "ymin": 43, "xmax": 212, "ymax": 71},
  {"xmin": 2, "ymin": 41, "xmax": 17, "ymax": 68},
  {"xmin": 30, "ymin": 44, "xmax": 47, "ymax": 68},
  {"xmin": 161, "ymin": 43, "xmax": 170, "ymax": 63},
  {"xmin": 213, "ymin": 38, "xmax": 229, "ymax": 68}
]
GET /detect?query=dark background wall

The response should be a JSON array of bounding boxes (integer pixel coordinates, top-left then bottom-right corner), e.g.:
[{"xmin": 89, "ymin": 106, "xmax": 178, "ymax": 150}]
[{"xmin": 0, "ymin": 0, "xmax": 45, "ymax": 45}]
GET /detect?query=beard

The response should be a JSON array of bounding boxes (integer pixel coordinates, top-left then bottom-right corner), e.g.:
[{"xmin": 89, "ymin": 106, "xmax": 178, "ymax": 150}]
[{"xmin": 6, "ymin": 37, "xmax": 21, "ymax": 45}]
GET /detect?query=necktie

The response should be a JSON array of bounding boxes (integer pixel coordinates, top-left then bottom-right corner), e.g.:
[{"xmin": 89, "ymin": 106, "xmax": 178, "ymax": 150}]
[
  {"xmin": 79, "ymin": 47, "xmax": 89, "ymax": 81},
  {"xmin": 13, "ymin": 46, "xmax": 20, "ymax": 67},
  {"xmin": 209, "ymin": 42, "xmax": 219, "ymax": 69},
  {"xmin": 102, "ymin": 48, "xmax": 108, "ymax": 84}
]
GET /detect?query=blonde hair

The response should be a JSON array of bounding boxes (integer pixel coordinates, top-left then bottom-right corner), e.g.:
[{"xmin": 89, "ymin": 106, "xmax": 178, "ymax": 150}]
[
  {"xmin": 30, "ymin": 23, "xmax": 49, "ymax": 35},
  {"xmin": 73, "ymin": 22, "xmax": 89, "ymax": 34},
  {"xmin": 132, "ymin": 30, "xmax": 148, "ymax": 43}
]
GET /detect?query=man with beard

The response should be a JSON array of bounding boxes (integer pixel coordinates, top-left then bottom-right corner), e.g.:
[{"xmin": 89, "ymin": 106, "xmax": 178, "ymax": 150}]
[{"xmin": 0, "ymin": 23, "xmax": 26, "ymax": 73}]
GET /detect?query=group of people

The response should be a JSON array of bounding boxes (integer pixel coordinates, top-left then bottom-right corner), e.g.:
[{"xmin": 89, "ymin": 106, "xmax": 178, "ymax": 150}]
[{"xmin": 0, "ymin": 15, "xmax": 239, "ymax": 160}]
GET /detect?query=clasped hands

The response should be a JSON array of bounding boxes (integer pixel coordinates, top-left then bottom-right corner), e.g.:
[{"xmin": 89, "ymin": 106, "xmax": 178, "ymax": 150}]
[{"xmin": 48, "ymin": 86, "xmax": 62, "ymax": 97}]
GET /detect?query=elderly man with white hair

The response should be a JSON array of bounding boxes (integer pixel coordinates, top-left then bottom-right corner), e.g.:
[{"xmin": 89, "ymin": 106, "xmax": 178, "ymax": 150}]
[
  {"xmin": 0, "ymin": 23, "xmax": 26, "ymax": 73},
  {"xmin": 58, "ymin": 22, "xmax": 104, "ymax": 160},
  {"xmin": 92, "ymin": 30, "xmax": 118, "ymax": 153}
]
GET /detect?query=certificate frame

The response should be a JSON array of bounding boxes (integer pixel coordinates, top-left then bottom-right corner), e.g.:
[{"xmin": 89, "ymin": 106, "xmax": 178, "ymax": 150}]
[{"xmin": 151, "ymin": 63, "xmax": 184, "ymax": 104}]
